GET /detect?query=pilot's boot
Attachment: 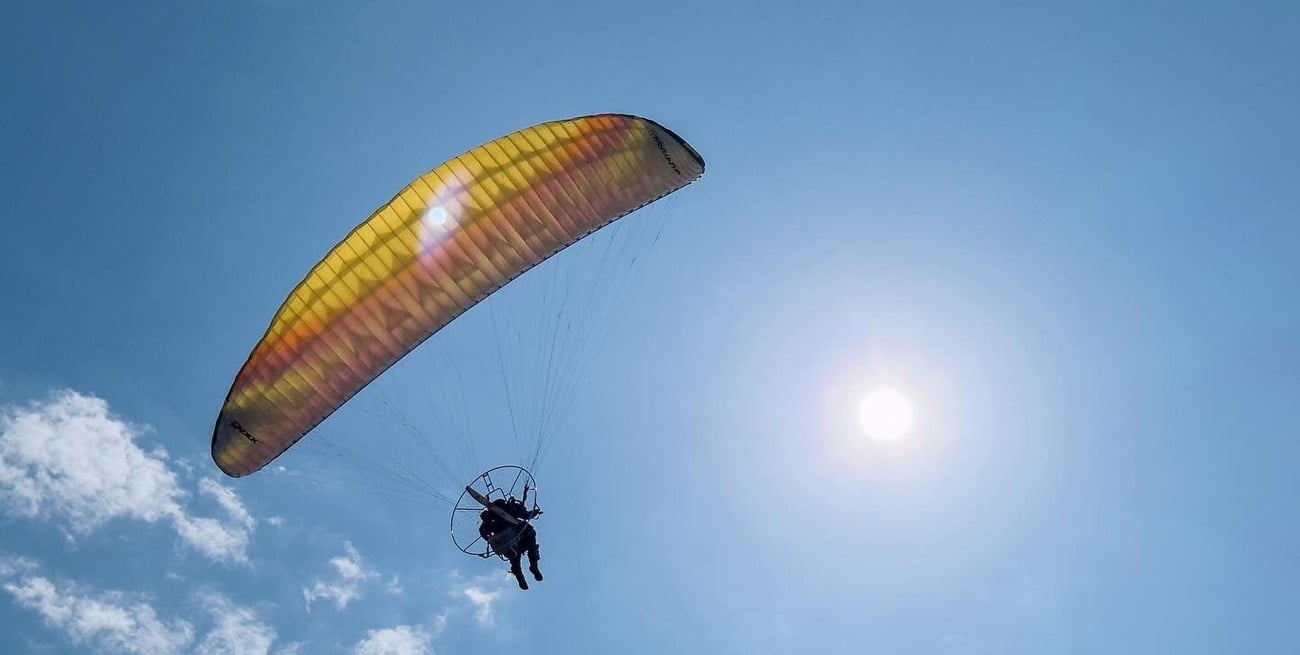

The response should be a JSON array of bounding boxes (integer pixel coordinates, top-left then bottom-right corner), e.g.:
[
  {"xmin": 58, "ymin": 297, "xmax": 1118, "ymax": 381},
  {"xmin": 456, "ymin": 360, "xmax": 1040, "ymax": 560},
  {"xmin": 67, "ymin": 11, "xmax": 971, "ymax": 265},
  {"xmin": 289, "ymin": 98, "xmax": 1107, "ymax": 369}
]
[{"xmin": 511, "ymin": 563, "xmax": 528, "ymax": 590}]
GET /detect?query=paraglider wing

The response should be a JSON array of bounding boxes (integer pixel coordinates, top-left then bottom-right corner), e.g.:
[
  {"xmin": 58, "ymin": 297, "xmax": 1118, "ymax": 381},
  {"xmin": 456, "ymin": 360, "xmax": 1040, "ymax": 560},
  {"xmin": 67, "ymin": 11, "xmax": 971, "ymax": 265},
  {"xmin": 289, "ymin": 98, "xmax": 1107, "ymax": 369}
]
[{"xmin": 211, "ymin": 114, "xmax": 705, "ymax": 477}]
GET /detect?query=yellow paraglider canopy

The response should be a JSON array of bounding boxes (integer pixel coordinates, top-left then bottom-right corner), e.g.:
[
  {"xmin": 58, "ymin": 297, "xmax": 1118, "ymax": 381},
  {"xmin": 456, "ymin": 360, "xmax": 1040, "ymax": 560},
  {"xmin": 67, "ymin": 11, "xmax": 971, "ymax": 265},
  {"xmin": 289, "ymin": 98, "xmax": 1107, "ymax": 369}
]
[{"xmin": 211, "ymin": 114, "xmax": 705, "ymax": 477}]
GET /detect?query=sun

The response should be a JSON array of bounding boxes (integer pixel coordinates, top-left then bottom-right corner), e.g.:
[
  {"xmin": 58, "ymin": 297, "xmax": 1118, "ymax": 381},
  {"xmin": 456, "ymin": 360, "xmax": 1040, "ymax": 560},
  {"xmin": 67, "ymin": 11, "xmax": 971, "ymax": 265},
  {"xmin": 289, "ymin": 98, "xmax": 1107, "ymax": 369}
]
[{"xmin": 857, "ymin": 388, "xmax": 915, "ymax": 442}]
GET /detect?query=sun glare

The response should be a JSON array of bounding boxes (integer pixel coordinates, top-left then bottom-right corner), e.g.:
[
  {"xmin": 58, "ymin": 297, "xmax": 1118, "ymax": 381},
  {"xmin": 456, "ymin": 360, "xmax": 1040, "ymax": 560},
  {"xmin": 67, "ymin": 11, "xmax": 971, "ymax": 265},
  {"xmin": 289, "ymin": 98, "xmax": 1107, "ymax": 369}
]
[
  {"xmin": 423, "ymin": 205, "xmax": 449, "ymax": 227},
  {"xmin": 857, "ymin": 388, "xmax": 915, "ymax": 442}
]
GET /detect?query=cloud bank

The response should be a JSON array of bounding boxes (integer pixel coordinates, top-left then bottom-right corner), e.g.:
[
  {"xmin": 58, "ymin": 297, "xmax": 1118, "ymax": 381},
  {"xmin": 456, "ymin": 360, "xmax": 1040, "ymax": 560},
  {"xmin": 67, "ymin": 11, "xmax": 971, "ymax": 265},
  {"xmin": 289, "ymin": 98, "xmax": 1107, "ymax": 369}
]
[
  {"xmin": 2, "ymin": 572, "xmax": 194, "ymax": 655},
  {"xmin": 0, "ymin": 390, "xmax": 254, "ymax": 563},
  {"xmin": 1, "ymin": 390, "xmax": 501, "ymax": 653},
  {"xmin": 0, "ymin": 558, "xmax": 286, "ymax": 655}
]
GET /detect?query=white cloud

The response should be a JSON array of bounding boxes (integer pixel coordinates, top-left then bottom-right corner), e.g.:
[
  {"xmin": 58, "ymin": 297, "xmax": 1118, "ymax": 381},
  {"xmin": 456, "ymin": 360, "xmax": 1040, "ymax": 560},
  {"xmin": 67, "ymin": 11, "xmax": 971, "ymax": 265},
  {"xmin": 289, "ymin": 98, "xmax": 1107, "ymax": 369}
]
[
  {"xmin": 303, "ymin": 541, "xmax": 378, "ymax": 611},
  {"xmin": 2, "ymin": 575, "xmax": 194, "ymax": 655},
  {"xmin": 1, "ymin": 563, "xmax": 287, "ymax": 655},
  {"xmin": 266, "ymin": 516, "xmax": 286, "ymax": 527},
  {"xmin": 383, "ymin": 576, "xmax": 403, "ymax": 596},
  {"xmin": 461, "ymin": 585, "xmax": 501, "ymax": 626},
  {"xmin": 0, "ymin": 553, "xmax": 37, "ymax": 577},
  {"xmin": 449, "ymin": 573, "xmax": 508, "ymax": 627},
  {"xmin": 195, "ymin": 591, "xmax": 277, "ymax": 655},
  {"xmin": 352, "ymin": 625, "xmax": 432, "ymax": 655},
  {"xmin": 429, "ymin": 612, "xmax": 448, "ymax": 637},
  {"xmin": 172, "ymin": 480, "xmax": 256, "ymax": 564},
  {"xmin": 199, "ymin": 478, "xmax": 255, "ymax": 528},
  {"xmin": 0, "ymin": 391, "xmax": 255, "ymax": 564}
]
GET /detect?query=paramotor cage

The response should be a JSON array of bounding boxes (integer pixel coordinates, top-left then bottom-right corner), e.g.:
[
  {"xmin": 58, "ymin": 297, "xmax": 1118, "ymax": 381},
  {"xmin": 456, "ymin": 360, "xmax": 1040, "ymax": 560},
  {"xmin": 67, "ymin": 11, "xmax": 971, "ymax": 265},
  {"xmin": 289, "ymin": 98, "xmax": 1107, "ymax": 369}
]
[{"xmin": 451, "ymin": 465, "xmax": 540, "ymax": 559}]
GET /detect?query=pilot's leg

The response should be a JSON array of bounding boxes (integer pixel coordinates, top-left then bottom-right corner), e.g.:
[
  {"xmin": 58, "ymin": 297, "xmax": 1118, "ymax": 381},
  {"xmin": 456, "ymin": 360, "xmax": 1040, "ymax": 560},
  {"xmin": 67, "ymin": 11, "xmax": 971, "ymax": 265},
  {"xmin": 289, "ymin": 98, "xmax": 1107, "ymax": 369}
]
[
  {"xmin": 508, "ymin": 552, "xmax": 528, "ymax": 590},
  {"xmin": 524, "ymin": 529, "xmax": 542, "ymax": 581}
]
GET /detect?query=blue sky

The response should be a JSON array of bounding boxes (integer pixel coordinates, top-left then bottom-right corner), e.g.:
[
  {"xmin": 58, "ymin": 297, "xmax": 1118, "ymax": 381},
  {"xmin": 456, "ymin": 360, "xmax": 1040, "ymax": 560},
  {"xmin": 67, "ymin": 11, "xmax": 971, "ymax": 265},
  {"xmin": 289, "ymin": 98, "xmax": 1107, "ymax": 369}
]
[{"xmin": 2, "ymin": 1, "xmax": 1298, "ymax": 653}]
